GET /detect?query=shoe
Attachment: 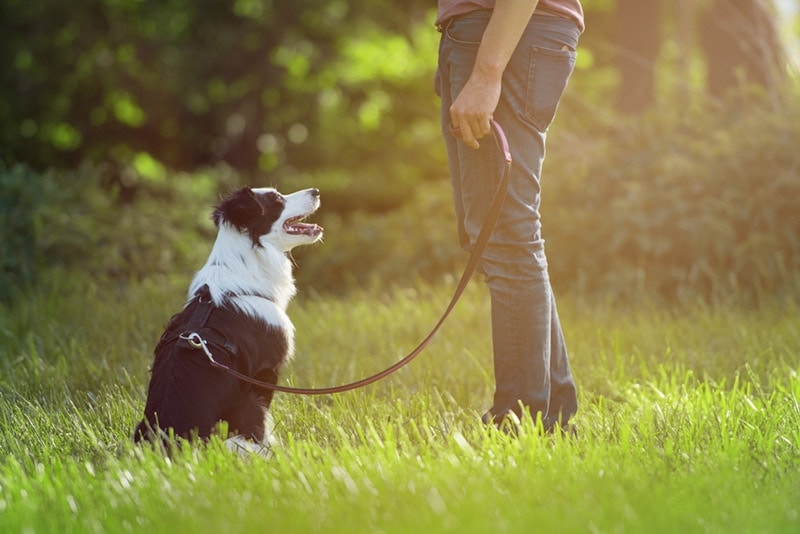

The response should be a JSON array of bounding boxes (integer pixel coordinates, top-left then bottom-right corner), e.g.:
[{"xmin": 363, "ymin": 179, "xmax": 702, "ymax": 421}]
[
  {"xmin": 482, "ymin": 410, "xmax": 578, "ymax": 439},
  {"xmin": 482, "ymin": 410, "xmax": 521, "ymax": 436}
]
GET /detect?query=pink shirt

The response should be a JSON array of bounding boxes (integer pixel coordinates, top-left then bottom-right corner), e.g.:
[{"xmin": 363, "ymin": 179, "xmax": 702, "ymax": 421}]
[{"xmin": 436, "ymin": 0, "xmax": 584, "ymax": 33}]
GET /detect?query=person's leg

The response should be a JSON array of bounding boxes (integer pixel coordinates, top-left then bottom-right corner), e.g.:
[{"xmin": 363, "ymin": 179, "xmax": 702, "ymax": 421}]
[{"xmin": 439, "ymin": 11, "xmax": 579, "ymax": 430}]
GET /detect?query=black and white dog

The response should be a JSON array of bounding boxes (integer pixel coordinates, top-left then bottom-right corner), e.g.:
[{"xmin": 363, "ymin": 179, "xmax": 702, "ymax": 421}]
[{"xmin": 133, "ymin": 187, "xmax": 323, "ymax": 454}]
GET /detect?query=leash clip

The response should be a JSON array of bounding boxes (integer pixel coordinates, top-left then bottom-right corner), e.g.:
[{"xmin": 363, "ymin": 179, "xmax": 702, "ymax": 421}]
[{"xmin": 180, "ymin": 332, "xmax": 217, "ymax": 364}]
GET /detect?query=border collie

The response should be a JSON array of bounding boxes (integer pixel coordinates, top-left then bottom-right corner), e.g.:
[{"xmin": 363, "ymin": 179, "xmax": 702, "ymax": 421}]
[{"xmin": 133, "ymin": 187, "xmax": 323, "ymax": 455}]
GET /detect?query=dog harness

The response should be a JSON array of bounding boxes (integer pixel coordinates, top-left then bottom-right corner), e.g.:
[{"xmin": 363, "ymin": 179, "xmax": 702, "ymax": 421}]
[{"xmin": 177, "ymin": 285, "xmax": 240, "ymax": 357}]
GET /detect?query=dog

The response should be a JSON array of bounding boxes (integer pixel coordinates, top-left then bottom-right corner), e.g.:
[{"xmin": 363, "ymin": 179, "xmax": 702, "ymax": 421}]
[{"xmin": 133, "ymin": 187, "xmax": 323, "ymax": 455}]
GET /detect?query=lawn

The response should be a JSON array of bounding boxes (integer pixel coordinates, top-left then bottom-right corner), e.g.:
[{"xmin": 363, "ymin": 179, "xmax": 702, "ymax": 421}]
[{"xmin": 1, "ymin": 272, "xmax": 798, "ymax": 533}]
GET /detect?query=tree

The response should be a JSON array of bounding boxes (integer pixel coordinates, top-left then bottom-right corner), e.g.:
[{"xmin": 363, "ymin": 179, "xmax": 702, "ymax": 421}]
[
  {"xmin": 699, "ymin": 0, "xmax": 787, "ymax": 101},
  {"xmin": 611, "ymin": 0, "xmax": 789, "ymax": 113},
  {"xmin": 0, "ymin": 0, "xmax": 435, "ymax": 187},
  {"xmin": 613, "ymin": 0, "xmax": 661, "ymax": 113}
]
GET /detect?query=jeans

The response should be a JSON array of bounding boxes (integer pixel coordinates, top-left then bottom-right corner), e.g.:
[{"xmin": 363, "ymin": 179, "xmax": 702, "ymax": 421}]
[{"xmin": 437, "ymin": 10, "xmax": 579, "ymax": 429}]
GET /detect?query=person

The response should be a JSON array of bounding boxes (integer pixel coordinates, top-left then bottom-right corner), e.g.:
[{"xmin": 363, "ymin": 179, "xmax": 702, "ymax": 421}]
[{"xmin": 435, "ymin": 0, "xmax": 584, "ymax": 433}]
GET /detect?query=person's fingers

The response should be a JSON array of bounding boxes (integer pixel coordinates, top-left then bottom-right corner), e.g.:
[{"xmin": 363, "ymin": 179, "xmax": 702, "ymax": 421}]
[
  {"xmin": 479, "ymin": 116, "xmax": 493, "ymax": 137},
  {"xmin": 459, "ymin": 121, "xmax": 481, "ymax": 149},
  {"xmin": 450, "ymin": 105, "xmax": 492, "ymax": 149}
]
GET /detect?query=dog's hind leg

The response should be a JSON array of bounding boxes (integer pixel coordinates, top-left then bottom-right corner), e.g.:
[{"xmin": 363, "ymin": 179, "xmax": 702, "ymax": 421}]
[
  {"xmin": 224, "ymin": 408, "xmax": 274, "ymax": 459},
  {"xmin": 221, "ymin": 393, "xmax": 276, "ymax": 457}
]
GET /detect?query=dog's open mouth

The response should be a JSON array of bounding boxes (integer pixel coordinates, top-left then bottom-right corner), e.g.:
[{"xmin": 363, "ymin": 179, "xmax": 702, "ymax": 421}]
[{"xmin": 283, "ymin": 215, "xmax": 323, "ymax": 237}]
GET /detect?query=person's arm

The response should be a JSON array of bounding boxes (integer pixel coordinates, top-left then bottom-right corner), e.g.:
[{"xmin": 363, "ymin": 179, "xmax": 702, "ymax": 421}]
[{"xmin": 449, "ymin": 0, "xmax": 539, "ymax": 149}]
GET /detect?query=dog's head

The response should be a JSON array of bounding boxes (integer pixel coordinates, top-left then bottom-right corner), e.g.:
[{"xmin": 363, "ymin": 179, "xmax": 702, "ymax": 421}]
[{"xmin": 212, "ymin": 187, "xmax": 323, "ymax": 251}]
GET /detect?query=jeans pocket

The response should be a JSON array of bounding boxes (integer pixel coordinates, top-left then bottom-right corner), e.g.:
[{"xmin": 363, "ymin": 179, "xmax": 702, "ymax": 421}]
[
  {"xmin": 444, "ymin": 11, "xmax": 490, "ymax": 47},
  {"xmin": 523, "ymin": 45, "xmax": 577, "ymax": 132}
]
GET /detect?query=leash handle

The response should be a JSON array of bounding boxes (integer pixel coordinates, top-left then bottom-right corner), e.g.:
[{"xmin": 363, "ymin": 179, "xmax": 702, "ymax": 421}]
[
  {"xmin": 192, "ymin": 121, "xmax": 513, "ymax": 395},
  {"xmin": 490, "ymin": 119, "xmax": 512, "ymax": 164}
]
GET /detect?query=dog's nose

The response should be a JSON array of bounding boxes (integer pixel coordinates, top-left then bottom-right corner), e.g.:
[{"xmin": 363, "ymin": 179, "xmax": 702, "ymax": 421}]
[{"xmin": 309, "ymin": 188, "xmax": 320, "ymax": 197}]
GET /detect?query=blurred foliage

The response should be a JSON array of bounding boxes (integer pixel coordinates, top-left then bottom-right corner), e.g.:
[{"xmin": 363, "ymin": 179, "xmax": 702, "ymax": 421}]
[
  {"xmin": 544, "ymin": 92, "xmax": 800, "ymax": 302},
  {"xmin": 2, "ymin": 91, "xmax": 799, "ymax": 304},
  {"xmin": 1, "ymin": 0, "xmax": 439, "ymax": 210},
  {"xmin": 1, "ymin": 0, "xmax": 799, "ymax": 303},
  {"xmin": 0, "ymin": 162, "xmax": 237, "ymax": 301},
  {"xmin": 0, "ymin": 165, "xmax": 68, "ymax": 301},
  {"xmin": 296, "ymin": 92, "xmax": 800, "ymax": 303}
]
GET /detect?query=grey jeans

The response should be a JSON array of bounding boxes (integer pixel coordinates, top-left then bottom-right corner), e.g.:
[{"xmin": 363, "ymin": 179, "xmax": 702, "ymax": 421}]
[{"xmin": 437, "ymin": 10, "xmax": 579, "ymax": 429}]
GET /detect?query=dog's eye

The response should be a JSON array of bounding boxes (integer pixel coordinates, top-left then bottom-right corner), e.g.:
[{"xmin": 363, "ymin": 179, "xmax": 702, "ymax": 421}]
[{"xmin": 266, "ymin": 191, "xmax": 284, "ymax": 204}]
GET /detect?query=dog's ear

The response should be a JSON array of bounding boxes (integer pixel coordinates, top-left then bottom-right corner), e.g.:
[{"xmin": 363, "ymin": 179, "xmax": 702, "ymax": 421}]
[{"xmin": 212, "ymin": 188, "xmax": 265, "ymax": 229}]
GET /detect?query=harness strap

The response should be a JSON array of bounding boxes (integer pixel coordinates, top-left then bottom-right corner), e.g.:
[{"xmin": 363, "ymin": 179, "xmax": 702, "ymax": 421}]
[
  {"xmin": 179, "ymin": 285, "xmax": 239, "ymax": 356},
  {"xmin": 182, "ymin": 285, "xmax": 215, "ymax": 334}
]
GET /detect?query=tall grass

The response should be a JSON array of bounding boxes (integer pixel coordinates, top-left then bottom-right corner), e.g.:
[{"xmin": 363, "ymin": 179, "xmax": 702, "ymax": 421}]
[{"xmin": 1, "ymin": 272, "xmax": 799, "ymax": 532}]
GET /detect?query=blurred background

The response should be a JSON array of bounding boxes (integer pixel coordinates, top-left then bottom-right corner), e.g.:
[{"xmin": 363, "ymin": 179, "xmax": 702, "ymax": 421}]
[{"xmin": 1, "ymin": 0, "xmax": 799, "ymax": 304}]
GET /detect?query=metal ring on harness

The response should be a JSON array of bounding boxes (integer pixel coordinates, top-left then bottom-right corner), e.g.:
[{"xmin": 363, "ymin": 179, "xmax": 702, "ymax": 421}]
[
  {"xmin": 179, "ymin": 332, "xmax": 218, "ymax": 364},
  {"xmin": 181, "ymin": 332, "xmax": 204, "ymax": 349}
]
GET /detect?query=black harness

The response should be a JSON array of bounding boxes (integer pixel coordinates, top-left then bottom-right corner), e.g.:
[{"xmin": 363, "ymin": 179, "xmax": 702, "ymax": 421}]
[{"xmin": 176, "ymin": 285, "xmax": 240, "ymax": 357}]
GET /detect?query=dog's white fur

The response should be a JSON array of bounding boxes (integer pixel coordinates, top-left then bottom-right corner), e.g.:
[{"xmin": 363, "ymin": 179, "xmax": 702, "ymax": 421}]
[
  {"xmin": 188, "ymin": 187, "xmax": 322, "ymax": 361},
  {"xmin": 135, "ymin": 187, "xmax": 322, "ymax": 456},
  {"xmin": 185, "ymin": 187, "xmax": 321, "ymax": 455}
]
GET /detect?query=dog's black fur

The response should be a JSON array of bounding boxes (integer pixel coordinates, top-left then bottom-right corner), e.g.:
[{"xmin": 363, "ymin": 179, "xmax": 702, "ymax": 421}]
[
  {"xmin": 132, "ymin": 290, "xmax": 287, "ymax": 443},
  {"xmin": 133, "ymin": 187, "xmax": 322, "ymax": 450}
]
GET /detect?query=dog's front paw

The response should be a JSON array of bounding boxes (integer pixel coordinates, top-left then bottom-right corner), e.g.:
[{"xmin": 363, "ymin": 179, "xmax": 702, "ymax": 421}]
[{"xmin": 224, "ymin": 435, "xmax": 271, "ymax": 459}]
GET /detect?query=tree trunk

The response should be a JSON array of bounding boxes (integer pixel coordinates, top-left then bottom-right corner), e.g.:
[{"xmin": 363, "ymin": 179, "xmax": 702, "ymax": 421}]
[
  {"xmin": 614, "ymin": 0, "xmax": 661, "ymax": 114},
  {"xmin": 699, "ymin": 0, "xmax": 786, "ymax": 100}
]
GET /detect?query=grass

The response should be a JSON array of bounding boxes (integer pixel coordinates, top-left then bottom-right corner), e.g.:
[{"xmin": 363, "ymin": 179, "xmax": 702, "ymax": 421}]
[{"xmin": 1, "ymin": 270, "xmax": 799, "ymax": 533}]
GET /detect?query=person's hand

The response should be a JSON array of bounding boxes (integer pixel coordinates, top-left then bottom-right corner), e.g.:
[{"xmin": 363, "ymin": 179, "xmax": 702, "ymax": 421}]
[{"xmin": 449, "ymin": 69, "xmax": 502, "ymax": 149}]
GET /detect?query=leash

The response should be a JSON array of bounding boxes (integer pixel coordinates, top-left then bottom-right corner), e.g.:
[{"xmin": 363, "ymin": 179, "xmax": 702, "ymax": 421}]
[{"xmin": 182, "ymin": 120, "xmax": 513, "ymax": 395}]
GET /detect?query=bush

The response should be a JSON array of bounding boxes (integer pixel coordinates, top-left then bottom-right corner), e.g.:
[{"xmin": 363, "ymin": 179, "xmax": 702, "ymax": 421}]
[
  {"xmin": 0, "ymin": 164, "xmax": 86, "ymax": 301},
  {"xmin": 4, "ymin": 96, "xmax": 799, "ymax": 304},
  {"xmin": 297, "ymin": 97, "xmax": 800, "ymax": 303},
  {"xmin": 544, "ymin": 96, "xmax": 800, "ymax": 302},
  {"xmin": 292, "ymin": 180, "xmax": 464, "ymax": 291},
  {"xmin": 0, "ymin": 164, "xmax": 238, "ymax": 302}
]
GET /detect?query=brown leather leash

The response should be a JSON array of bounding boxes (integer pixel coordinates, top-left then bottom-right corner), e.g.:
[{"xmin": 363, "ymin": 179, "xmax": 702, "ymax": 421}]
[{"xmin": 182, "ymin": 120, "xmax": 513, "ymax": 395}]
